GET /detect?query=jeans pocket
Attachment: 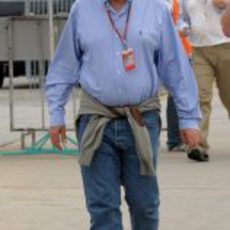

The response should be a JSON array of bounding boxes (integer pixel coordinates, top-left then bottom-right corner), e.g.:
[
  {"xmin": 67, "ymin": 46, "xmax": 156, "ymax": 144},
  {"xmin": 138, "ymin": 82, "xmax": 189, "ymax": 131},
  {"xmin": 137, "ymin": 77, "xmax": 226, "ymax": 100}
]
[{"xmin": 76, "ymin": 115, "xmax": 91, "ymax": 144}]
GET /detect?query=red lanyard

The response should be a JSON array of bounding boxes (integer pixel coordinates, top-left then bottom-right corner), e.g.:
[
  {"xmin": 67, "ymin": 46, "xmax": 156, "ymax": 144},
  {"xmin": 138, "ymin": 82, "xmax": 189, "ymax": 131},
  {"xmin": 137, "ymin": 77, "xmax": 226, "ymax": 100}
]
[{"xmin": 105, "ymin": 1, "xmax": 132, "ymax": 49}]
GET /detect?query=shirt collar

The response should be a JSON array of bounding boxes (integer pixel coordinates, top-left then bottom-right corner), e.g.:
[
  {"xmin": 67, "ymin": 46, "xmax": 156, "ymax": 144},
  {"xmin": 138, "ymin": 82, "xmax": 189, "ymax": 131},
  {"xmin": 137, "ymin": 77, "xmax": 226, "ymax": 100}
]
[{"xmin": 103, "ymin": 0, "xmax": 132, "ymax": 5}]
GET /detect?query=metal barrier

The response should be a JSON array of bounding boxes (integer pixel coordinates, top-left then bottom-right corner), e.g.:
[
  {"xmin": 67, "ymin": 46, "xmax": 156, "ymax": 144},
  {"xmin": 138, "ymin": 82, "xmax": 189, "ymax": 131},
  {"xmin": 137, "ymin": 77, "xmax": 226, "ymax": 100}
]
[
  {"xmin": 25, "ymin": 0, "xmax": 75, "ymax": 16},
  {"xmin": 0, "ymin": 4, "xmax": 78, "ymax": 155},
  {"xmin": 0, "ymin": 0, "xmax": 74, "ymax": 17}
]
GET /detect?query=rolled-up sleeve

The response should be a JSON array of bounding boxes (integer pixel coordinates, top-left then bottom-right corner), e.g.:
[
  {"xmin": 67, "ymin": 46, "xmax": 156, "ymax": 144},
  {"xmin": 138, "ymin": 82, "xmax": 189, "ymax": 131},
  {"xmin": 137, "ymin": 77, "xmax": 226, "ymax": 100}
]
[
  {"xmin": 45, "ymin": 4, "xmax": 82, "ymax": 126},
  {"xmin": 157, "ymin": 8, "xmax": 202, "ymax": 129}
]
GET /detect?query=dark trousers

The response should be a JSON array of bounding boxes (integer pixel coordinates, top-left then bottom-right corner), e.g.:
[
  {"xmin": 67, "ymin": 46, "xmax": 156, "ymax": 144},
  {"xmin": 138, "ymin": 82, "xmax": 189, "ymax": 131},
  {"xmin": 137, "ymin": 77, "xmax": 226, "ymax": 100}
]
[{"xmin": 166, "ymin": 95, "xmax": 182, "ymax": 149}]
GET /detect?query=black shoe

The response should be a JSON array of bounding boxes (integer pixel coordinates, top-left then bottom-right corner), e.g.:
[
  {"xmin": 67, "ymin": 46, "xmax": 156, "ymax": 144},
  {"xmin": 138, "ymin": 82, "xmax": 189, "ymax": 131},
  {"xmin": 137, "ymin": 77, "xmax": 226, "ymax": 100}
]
[{"xmin": 187, "ymin": 149, "xmax": 209, "ymax": 162}]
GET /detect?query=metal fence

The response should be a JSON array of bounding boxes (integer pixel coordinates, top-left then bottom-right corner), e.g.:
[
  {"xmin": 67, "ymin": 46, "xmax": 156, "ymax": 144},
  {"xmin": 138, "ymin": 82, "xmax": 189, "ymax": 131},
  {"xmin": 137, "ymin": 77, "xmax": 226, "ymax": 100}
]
[
  {"xmin": 0, "ymin": 0, "xmax": 78, "ymax": 153},
  {"xmin": 26, "ymin": 0, "xmax": 75, "ymax": 16},
  {"xmin": 0, "ymin": 0, "xmax": 75, "ymax": 17}
]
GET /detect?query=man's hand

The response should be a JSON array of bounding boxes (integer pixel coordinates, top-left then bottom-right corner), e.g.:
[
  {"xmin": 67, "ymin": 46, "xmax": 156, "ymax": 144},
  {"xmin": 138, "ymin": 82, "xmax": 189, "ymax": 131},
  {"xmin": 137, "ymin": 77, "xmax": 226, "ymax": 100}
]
[
  {"xmin": 49, "ymin": 126, "xmax": 66, "ymax": 151},
  {"xmin": 212, "ymin": 0, "xmax": 228, "ymax": 9},
  {"xmin": 180, "ymin": 129, "xmax": 201, "ymax": 149}
]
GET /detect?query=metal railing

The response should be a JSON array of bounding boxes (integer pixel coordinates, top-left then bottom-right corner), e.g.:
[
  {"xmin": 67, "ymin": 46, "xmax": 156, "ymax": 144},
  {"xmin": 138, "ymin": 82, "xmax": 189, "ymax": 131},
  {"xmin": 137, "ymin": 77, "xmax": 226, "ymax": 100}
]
[
  {"xmin": 0, "ymin": 0, "xmax": 77, "ymax": 155},
  {"xmin": 0, "ymin": 4, "xmax": 78, "ymax": 154},
  {"xmin": 25, "ymin": 0, "xmax": 75, "ymax": 16},
  {"xmin": 0, "ymin": 0, "xmax": 75, "ymax": 17}
]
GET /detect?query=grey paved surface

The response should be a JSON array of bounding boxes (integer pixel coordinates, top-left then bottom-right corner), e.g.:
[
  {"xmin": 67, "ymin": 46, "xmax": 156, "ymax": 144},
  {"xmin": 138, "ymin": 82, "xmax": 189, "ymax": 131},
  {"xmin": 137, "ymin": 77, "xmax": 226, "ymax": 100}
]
[{"xmin": 0, "ymin": 79, "xmax": 230, "ymax": 230}]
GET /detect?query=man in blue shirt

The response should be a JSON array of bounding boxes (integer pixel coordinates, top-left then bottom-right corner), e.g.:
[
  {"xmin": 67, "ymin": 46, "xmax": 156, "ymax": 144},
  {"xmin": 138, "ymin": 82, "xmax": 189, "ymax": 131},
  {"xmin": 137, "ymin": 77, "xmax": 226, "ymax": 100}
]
[{"xmin": 45, "ymin": 0, "xmax": 201, "ymax": 229}]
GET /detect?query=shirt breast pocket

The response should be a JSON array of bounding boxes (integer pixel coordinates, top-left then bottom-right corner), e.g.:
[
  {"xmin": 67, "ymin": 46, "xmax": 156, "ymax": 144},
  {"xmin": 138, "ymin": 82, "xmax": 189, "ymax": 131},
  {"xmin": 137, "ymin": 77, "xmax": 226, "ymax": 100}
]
[{"xmin": 138, "ymin": 25, "xmax": 160, "ymax": 50}]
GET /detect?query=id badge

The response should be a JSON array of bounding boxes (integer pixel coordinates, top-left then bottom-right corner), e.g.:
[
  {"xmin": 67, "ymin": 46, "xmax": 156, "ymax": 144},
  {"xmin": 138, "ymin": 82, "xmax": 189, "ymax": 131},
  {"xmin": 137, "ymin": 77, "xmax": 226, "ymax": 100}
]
[{"xmin": 122, "ymin": 48, "xmax": 136, "ymax": 71}]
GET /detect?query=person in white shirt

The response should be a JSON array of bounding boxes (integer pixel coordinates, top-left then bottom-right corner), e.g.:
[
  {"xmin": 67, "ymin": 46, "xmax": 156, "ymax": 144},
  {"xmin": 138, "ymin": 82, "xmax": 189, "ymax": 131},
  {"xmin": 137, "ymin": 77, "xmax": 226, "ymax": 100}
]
[{"xmin": 180, "ymin": 0, "xmax": 230, "ymax": 162}]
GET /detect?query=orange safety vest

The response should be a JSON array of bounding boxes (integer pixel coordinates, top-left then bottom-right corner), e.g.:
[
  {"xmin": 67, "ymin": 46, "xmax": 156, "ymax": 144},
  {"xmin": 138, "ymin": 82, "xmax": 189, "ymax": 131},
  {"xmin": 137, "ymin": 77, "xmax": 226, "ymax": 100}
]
[{"xmin": 172, "ymin": 0, "xmax": 192, "ymax": 56}]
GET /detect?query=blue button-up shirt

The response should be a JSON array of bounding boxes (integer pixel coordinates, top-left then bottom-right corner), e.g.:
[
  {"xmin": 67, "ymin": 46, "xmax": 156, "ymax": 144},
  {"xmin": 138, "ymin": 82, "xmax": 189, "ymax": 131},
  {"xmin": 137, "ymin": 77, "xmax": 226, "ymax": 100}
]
[{"xmin": 45, "ymin": 0, "xmax": 201, "ymax": 128}]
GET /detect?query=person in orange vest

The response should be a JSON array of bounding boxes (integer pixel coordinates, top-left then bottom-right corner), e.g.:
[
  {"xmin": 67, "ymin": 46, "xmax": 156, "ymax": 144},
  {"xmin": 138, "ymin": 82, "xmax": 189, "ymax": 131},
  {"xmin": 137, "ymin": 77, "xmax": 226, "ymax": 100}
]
[{"xmin": 166, "ymin": 0, "xmax": 193, "ymax": 152}]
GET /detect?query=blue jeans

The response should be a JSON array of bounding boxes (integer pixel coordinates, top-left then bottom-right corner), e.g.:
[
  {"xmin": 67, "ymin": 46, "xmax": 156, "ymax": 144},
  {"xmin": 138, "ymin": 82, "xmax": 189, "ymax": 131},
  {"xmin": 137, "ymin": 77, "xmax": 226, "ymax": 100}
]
[
  {"xmin": 166, "ymin": 95, "xmax": 182, "ymax": 149},
  {"xmin": 77, "ymin": 111, "xmax": 161, "ymax": 230}
]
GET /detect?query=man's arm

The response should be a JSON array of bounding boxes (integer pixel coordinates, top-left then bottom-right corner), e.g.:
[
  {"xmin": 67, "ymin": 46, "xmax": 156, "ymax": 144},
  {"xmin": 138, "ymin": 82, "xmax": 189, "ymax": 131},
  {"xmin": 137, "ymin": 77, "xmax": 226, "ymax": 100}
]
[
  {"xmin": 45, "ymin": 3, "xmax": 81, "ymax": 150},
  {"xmin": 157, "ymin": 7, "xmax": 202, "ymax": 148},
  {"xmin": 222, "ymin": 3, "xmax": 230, "ymax": 37},
  {"xmin": 212, "ymin": 0, "xmax": 229, "ymax": 10},
  {"xmin": 212, "ymin": 0, "xmax": 230, "ymax": 36}
]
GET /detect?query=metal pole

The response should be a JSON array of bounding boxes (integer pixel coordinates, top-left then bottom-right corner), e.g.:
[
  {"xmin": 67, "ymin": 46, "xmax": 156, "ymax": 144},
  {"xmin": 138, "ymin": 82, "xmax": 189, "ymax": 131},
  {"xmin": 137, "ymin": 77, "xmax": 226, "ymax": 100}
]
[
  {"xmin": 24, "ymin": 0, "xmax": 30, "ymax": 15},
  {"xmin": 21, "ymin": 132, "xmax": 25, "ymax": 149},
  {"xmin": 48, "ymin": 0, "xmax": 55, "ymax": 59},
  {"xmin": 37, "ymin": 21, "xmax": 46, "ymax": 130},
  {"xmin": 8, "ymin": 19, "xmax": 15, "ymax": 131},
  {"xmin": 31, "ymin": 131, "xmax": 36, "ymax": 146}
]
